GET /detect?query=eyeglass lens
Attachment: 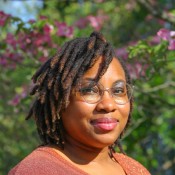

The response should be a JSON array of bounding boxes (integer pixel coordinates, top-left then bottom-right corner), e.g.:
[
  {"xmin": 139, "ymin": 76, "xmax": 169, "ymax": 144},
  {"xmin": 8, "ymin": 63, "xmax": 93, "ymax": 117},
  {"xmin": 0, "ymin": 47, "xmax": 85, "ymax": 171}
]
[{"xmin": 79, "ymin": 81, "xmax": 133, "ymax": 104}]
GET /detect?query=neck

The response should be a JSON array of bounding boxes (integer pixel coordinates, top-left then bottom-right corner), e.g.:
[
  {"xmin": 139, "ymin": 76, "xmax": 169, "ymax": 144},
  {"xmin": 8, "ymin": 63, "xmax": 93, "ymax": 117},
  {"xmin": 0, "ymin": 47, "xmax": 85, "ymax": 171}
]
[{"xmin": 62, "ymin": 135, "xmax": 112, "ymax": 165}]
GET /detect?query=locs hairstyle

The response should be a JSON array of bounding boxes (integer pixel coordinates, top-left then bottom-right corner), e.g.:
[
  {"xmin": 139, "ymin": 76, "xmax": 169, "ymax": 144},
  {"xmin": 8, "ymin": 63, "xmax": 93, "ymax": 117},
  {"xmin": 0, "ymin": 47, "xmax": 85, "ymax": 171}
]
[{"xmin": 26, "ymin": 31, "xmax": 133, "ymax": 154}]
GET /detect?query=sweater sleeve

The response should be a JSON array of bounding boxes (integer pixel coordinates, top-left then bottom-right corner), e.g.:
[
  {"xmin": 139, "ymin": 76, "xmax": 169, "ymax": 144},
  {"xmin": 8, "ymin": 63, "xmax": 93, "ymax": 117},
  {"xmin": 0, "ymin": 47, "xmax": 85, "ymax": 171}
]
[
  {"xmin": 8, "ymin": 147, "xmax": 89, "ymax": 175},
  {"xmin": 8, "ymin": 150, "xmax": 68, "ymax": 175},
  {"xmin": 113, "ymin": 153, "xmax": 151, "ymax": 175}
]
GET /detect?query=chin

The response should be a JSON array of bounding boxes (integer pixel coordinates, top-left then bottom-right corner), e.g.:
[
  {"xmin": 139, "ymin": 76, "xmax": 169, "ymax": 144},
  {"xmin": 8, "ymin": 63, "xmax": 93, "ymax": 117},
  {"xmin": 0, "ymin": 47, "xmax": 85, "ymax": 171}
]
[{"xmin": 93, "ymin": 135, "xmax": 119, "ymax": 148}]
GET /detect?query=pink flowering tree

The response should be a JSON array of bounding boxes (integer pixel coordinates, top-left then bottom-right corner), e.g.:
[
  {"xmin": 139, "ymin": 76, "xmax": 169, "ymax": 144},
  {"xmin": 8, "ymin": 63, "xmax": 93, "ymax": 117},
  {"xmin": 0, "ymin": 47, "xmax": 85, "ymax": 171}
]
[{"xmin": 0, "ymin": 1, "xmax": 175, "ymax": 174}]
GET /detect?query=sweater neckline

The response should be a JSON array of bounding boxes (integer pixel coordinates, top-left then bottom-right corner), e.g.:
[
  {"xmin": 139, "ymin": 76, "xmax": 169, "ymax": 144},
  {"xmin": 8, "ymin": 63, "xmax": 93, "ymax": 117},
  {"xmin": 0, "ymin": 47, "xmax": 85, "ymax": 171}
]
[{"xmin": 36, "ymin": 146, "xmax": 127, "ymax": 175}]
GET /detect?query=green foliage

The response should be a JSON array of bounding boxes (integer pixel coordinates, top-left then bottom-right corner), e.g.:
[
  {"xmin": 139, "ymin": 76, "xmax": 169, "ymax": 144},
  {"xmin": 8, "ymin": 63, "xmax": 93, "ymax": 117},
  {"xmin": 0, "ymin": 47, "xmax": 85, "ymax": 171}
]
[{"xmin": 125, "ymin": 36, "xmax": 175, "ymax": 174}]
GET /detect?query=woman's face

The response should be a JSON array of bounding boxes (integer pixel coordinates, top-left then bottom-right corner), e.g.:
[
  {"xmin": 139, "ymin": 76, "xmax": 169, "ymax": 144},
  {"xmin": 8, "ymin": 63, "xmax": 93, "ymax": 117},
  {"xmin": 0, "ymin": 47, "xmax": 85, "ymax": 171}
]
[{"xmin": 61, "ymin": 57, "xmax": 130, "ymax": 149}]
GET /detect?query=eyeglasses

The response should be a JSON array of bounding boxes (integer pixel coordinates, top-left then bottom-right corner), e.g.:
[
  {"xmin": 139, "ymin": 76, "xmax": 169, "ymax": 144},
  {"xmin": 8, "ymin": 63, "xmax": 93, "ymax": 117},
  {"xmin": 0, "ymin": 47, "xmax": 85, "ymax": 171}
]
[{"xmin": 76, "ymin": 80, "xmax": 134, "ymax": 105}]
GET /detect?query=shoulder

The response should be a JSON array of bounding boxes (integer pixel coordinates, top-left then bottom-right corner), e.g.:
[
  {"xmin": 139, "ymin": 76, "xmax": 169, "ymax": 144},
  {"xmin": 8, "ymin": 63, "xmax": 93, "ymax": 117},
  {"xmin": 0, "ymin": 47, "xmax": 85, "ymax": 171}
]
[
  {"xmin": 113, "ymin": 153, "xmax": 151, "ymax": 175},
  {"xmin": 8, "ymin": 146, "xmax": 70, "ymax": 175}
]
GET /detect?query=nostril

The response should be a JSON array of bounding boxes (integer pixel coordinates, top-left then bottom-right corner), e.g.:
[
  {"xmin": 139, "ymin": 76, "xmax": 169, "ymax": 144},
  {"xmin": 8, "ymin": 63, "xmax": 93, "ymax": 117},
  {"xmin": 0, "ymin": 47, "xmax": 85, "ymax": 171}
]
[{"xmin": 95, "ymin": 97, "xmax": 117, "ymax": 113}]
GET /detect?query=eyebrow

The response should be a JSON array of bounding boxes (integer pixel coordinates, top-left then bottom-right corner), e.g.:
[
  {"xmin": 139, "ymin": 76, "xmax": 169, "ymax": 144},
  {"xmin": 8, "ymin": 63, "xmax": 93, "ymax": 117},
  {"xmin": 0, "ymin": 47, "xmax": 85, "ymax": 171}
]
[
  {"xmin": 112, "ymin": 80, "xmax": 126, "ymax": 84},
  {"xmin": 82, "ymin": 78, "xmax": 126, "ymax": 84},
  {"xmin": 83, "ymin": 78, "xmax": 97, "ymax": 81}
]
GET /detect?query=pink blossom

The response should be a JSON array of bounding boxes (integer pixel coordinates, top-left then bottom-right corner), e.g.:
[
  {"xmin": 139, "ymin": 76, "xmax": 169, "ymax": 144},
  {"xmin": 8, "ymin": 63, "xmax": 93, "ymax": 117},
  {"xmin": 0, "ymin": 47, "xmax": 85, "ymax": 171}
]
[
  {"xmin": 8, "ymin": 86, "xmax": 28, "ymax": 106},
  {"xmin": 87, "ymin": 14, "xmax": 108, "ymax": 31},
  {"xmin": 34, "ymin": 33, "xmax": 51, "ymax": 46},
  {"xmin": 125, "ymin": 2, "xmax": 137, "ymax": 11},
  {"xmin": 55, "ymin": 22, "xmax": 74, "ymax": 38},
  {"xmin": 157, "ymin": 19, "xmax": 166, "ymax": 25},
  {"xmin": 39, "ymin": 15, "xmax": 48, "ymax": 20},
  {"xmin": 0, "ymin": 56, "xmax": 7, "ymax": 66},
  {"xmin": 17, "ymin": 28, "xmax": 52, "ymax": 54},
  {"xmin": 87, "ymin": 16, "xmax": 102, "ymax": 31},
  {"xmin": 8, "ymin": 52, "xmax": 22, "ymax": 62},
  {"xmin": 127, "ymin": 62, "xmax": 148, "ymax": 79},
  {"xmin": 115, "ymin": 47, "xmax": 128, "ymax": 60},
  {"xmin": 168, "ymin": 40, "xmax": 175, "ymax": 50},
  {"xmin": 170, "ymin": 31, "xmax": 175, "ymax": 37},
  {"xmin": 34, "ymin": 34, "xmax": 44, "ymax": 46},
  {"xmin": 0, "ymin": 11, "xmax": 11, "ymax": 26},
  {"xmin": 87, "ymin": 16, "xmax": 100, "ymax": 31},
  {"xmin": 8, "ymin": 95, "xmax": 21, "ymax": 106},
  {"xmin": 1, "ymin": 49, "xmax": 23, "ymax": 69},
  {"xmin": 75, "ymin": 18, "xmax": 89, "ymax": 29},
  {"xmin": 0, "ymin": 48, "xmax": 23, "ymax": 70},
  {"xmin": 157, "ymin": 28, "xmax": 170, "ymax": 40},
  {"xmin": 75, "ymin": 15, "xmax": 108, "ymax": 30},
  {"xmin": 43, "ymin": 24, "xmax": 53, "ymax": 34},
  {"xmin": 39, "ymin": 56, "xmax": 48, "ymax": 63},
  {"xmin": 28, "ymin": 19, "xmax": 36, "ymax": 24},
  {"xmin": 157, "ymin": 28, "xmax": 175, "ymax": 50},
  {"xmin": 94, "ymin": 0, "xmax": 105, "ymax": 2},
  {"xmin": 5, "ymin": 33, "xmax": 17, "ymax": 49},
  {"xmin": 2, "ymin": 17, "xmax": 55, "ymax": 68},
  {"xmin": 149, "ymin": 35, "xmax": 160, "ymax": 45},
  {"xmin": 17, "ymin": 32, "xmax": 29, "ymax": 50},
  {"xmin": 145, "ymin": 14, "xmax": 153, "ymax": 21}
]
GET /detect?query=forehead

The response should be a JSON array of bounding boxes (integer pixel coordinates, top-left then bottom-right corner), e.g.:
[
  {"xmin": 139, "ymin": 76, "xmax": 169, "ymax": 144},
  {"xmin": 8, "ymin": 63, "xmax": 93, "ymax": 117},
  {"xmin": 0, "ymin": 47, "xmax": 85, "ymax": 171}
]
[{"xmin": 83, "ymin": 57, "xmax": 126, "ymax": 82}]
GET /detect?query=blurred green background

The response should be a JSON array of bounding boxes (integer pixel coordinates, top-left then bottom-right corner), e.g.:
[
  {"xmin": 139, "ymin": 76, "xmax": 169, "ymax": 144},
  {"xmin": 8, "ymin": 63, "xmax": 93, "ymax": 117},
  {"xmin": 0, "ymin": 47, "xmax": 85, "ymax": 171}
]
[{"xmin": 0, "ymin": 0, "xmax": 175, "ymax": 174}]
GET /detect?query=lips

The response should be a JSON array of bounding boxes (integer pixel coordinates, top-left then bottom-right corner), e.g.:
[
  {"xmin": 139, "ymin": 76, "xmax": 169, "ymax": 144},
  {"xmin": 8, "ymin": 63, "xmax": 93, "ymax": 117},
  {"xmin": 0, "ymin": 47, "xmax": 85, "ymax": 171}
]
[{"xmin": 90, "ymin": 118, "xmax": 119, "ymax": 131}]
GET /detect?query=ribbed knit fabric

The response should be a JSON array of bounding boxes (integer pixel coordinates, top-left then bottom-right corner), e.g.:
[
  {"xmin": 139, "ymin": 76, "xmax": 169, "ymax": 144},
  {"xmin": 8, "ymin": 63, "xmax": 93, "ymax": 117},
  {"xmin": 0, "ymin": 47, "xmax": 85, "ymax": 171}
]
[
  {"xmin": 113, "ymin": 153, "xmax": 151, "ymax": 175},
  {"xmin": 8, "ymin": 146, "xmax": 151, "ymax": 175}
]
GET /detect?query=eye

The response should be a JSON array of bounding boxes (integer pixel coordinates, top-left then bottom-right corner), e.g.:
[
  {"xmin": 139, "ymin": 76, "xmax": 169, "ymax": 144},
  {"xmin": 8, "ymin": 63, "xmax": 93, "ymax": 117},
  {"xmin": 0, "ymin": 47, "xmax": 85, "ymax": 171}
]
[
  {"xmin": 79, "ymin": 86, "xmax": 99, "ymax": 95},
  {"xmin": 112, "ymin": 87, "xmax": 126, "ymax": 96}
]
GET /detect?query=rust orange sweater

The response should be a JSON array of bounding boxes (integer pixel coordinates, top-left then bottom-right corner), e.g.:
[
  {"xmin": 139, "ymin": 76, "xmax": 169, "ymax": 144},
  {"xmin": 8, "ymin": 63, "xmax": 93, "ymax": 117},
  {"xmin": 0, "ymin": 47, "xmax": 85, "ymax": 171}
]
[{"xmin": 8, "ymin": 147, "xmax": 151, "ymax": 175}]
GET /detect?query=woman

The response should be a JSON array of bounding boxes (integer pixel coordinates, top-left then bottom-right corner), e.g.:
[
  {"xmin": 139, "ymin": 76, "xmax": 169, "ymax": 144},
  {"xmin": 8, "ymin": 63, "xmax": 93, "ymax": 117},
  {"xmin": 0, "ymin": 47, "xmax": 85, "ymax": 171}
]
[{"xmin": 9, "ymin": 32, "xmax": 151, "ymax": 175}]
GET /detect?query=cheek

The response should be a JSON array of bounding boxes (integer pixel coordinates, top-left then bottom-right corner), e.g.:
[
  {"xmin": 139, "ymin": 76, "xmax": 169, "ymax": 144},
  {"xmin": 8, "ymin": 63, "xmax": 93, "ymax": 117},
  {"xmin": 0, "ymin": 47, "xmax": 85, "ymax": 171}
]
[
  {"xmin": 61, "ymin": 101, "xmax": 95, "ymax": 122},
  {"xmin": 118, "ymin": 102, "xmax": 130, "ymax": 121},
  {"xmin": 60, "ymin": 102, "xmax": 96, "ymax": 141}
]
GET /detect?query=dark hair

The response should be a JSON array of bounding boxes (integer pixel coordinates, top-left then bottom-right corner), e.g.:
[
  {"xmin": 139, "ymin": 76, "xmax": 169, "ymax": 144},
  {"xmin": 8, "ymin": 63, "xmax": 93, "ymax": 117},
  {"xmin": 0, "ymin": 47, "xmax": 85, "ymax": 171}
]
[{"xmin": 26, "ymin": 31, "xmax": 133, "ymax": 155}]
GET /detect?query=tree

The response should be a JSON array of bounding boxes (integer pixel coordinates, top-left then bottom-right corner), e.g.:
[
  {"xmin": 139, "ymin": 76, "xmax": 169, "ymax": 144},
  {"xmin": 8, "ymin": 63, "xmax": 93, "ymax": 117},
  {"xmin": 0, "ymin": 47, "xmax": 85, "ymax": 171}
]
[{"xmin": 0, "ymin": 1, "xmax": 175, "ymax": 174}]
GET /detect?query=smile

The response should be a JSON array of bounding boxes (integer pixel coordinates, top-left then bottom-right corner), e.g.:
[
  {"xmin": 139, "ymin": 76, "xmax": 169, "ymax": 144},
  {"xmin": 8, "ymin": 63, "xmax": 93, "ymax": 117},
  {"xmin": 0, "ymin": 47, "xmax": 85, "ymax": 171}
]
[{"xmin": 90, "ymin": 118, "xmax": 119, "ymax": 131}]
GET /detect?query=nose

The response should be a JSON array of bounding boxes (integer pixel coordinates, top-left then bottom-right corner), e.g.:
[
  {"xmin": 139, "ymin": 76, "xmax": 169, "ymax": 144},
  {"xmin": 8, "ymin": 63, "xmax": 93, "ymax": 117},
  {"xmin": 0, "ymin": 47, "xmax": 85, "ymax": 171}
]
[{"xmin": 95, "ymin": 91, "xmax": 117, "ymax": 113}]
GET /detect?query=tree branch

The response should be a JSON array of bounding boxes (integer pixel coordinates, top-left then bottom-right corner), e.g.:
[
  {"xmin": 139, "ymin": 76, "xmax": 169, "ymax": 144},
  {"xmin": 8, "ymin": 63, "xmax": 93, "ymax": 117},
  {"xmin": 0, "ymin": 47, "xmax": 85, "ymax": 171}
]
[
  {"xmin": 141, "ymin": 81, "xmax": 175, "ymax": 93},
  {"xmin": 136, "ymin": 0, "xmax": 175, "ymax": 24}
]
